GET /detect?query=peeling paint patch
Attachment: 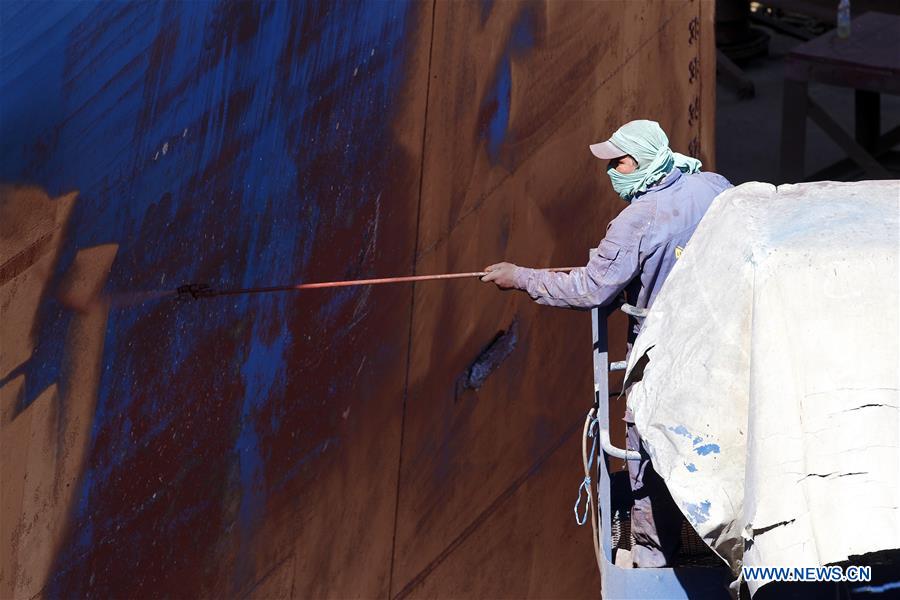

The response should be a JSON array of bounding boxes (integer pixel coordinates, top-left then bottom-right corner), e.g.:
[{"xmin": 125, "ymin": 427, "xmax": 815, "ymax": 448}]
[
  {"xmin": 685, "ymin": 462, "xmax": 697, "ymax": 472},
  {"xmin": 695, "ymin": 443, "xmax": 720, "ymax": 456},
  {"xmin": 670, "ymin": 425, "xmax": 719, "ymax": 456},
  {"xmin": 458, "ymin": 320, "xmax": 518, "ymax": 393},
  {"xmin": 685, "ymin": 500, "xmax": 711, "ymax": 524},
  {"xmin": 669, "ymin": 424, "xmax": 691, "ymax": 439}
]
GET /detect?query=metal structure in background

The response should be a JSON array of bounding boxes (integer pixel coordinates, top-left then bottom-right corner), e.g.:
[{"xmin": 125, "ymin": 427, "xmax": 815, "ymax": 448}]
[
  {"xmin": 589, "ymin": 305, "xmax": 732, "ymax": 599},
  {"xmin": 780, "ymin": 11, "xmax": 900, "ymax": 183}
]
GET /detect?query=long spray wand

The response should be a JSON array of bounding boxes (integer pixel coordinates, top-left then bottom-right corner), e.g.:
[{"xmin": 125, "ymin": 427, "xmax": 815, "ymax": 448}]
[{"xmin": 175, "ymin": 267, "xmax": 577, "ymax": 300}]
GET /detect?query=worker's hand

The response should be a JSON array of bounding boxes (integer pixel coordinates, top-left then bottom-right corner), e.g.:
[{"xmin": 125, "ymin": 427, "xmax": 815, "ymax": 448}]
[{"xmin": 481, "ymin": 262, "xmax": 520, "ymax": 290}]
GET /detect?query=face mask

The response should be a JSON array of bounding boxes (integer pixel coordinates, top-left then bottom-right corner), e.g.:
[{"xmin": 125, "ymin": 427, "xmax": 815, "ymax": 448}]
[
  {"xmin": 607, "ymin": 165, "xmax": 646, "ymax": 201},
  {"xmin": 603, "ymin": 120, "xmax": 702, "ymax": 200}
]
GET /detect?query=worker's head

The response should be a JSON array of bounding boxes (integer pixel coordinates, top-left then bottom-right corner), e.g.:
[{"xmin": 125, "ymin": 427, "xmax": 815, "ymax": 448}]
[{"xmin": 589, "ymin": 120, "xmax": 701, "ymax": 201}]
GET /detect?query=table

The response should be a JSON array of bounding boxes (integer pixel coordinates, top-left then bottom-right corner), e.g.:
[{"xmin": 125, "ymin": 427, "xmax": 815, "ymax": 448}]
[{"xmin": 780, "ymin": 11, "xmax": 900, "ymax": 182}]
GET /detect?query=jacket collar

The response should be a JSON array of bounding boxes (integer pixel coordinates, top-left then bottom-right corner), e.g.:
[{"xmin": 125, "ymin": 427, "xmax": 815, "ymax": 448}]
[{"xmin": 633, "ymin": 168, "xmax": 682, "ymax": 201}]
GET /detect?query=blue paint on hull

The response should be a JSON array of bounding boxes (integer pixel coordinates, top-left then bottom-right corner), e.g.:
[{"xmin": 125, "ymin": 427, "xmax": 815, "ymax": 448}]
[
  {"xmin": 478, "ymin": 8, "xmax": 536, "ymax": 164},
  {"xmin": 1, "ymin": 0, "xmax": 417, "ymax": 596}
]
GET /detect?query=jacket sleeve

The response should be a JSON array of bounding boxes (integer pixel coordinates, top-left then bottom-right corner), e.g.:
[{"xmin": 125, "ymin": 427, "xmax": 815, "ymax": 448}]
[{"xmin": 512, "ymin": 216, "xmax": 642, "ymax": 309}]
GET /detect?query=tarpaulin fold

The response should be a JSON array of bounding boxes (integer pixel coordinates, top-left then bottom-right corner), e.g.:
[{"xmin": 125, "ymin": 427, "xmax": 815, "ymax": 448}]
[{"xmin": 624, "ymin": 181, "xmax": 900, "ymax": 595}]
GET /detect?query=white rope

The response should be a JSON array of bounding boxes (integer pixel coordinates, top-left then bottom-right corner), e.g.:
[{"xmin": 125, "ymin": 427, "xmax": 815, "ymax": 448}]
[{"xmin": 574, "ymin": 407, "xmax": 603, "ymax": 574}]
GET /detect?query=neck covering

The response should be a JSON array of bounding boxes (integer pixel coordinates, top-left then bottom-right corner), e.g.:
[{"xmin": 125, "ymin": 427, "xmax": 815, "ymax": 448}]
[{"xmin": 605, "ymin": 120, "xmax": 702, "ymax": 201}]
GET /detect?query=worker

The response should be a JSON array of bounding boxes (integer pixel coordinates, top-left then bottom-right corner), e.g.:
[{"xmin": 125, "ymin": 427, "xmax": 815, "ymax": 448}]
[{"xmin": 481, "ymin": 119, "xmax": 732, "ymax": 568}]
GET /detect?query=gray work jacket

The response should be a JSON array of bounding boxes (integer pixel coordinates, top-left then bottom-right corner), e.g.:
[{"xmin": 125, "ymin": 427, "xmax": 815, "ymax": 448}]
[{"xmin": 513, "ymin": 168, "xmax": 733, "ymax": 322}]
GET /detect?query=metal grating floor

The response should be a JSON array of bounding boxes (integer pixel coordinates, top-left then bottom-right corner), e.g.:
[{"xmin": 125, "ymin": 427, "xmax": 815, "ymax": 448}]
[{"xmin": 611, "ymin": 506, "xmax": 725, "ymax": 568}]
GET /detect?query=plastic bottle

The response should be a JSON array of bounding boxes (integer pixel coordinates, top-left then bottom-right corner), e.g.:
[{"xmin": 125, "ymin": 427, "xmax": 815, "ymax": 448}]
[{"xmin": 837, "ymin": 0, "xmax": 851, "ymax": 39}]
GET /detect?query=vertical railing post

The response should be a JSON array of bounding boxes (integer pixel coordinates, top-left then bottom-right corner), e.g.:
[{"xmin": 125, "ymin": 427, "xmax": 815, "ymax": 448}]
[{"xmin": 591, "ymin": 305, "xmax": 614, "ymax": 565}]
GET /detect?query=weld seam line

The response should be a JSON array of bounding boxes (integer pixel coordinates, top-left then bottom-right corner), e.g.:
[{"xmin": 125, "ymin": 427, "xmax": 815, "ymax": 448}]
[{"xmin": 388, "ymin": 1, "xmax": 437, "ymax": 597}]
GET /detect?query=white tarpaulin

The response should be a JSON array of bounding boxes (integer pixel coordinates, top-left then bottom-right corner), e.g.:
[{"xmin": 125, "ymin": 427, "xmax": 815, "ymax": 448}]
[{"xmin": 623, "ymin": 180, "xmax": 900, "ymax": 594}]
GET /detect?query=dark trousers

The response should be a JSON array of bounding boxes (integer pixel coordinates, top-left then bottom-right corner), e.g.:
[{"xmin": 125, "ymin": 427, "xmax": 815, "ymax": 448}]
[{"xmin": 626, "ymin": 421, "xmax": 684, "ymax": 567}]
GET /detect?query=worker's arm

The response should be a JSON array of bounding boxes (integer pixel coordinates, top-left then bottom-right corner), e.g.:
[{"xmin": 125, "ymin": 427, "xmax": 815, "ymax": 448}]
[{"xmin": 483, "ymin": 217, "xmax": 642, "ymax": 309}]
